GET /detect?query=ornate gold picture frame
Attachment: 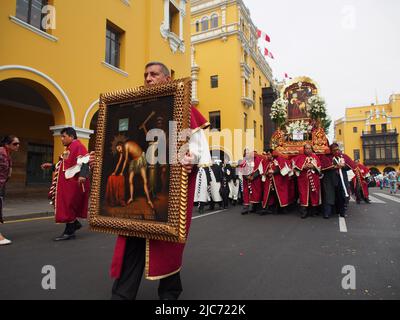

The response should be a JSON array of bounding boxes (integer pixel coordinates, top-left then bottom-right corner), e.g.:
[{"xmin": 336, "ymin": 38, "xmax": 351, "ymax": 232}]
[{"xmin": 89, "ymin": 78, "xmax": 192, "ymax": 243}]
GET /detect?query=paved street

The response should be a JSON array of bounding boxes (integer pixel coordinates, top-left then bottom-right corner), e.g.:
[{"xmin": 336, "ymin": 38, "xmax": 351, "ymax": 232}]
[{"xmin": 0, "ymin": 189, "xmax": 399, "ymax": 300}]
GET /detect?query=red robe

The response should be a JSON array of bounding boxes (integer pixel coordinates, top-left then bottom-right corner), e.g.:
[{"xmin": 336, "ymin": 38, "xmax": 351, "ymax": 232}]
[
  {"xmin": 352, "ymin": 164, "xmax": 370, "ymax": 198},
  {"xmin": 240, "ymin": 154, "xmax": 263, "ymax": 205},
  {"xmin": 293, "ymin": 154, "xmax": 321, "ymax": 207},
  {"xmin": 54, "ymin": 140, "xmax": 90, "ymax": 223},
  {"xmin": 262, "ymin": 156, "xmax": 290, "ymax": 208},
  {"xmin": 111, "ymin": 106, "xmax": 210, "ymax": 280}
]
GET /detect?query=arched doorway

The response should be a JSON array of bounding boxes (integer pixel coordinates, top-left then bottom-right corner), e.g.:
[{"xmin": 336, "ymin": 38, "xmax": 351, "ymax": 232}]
[
  {"xmin": 384, "ymin": 167, "xmax": 396, "ymax": 174},
  {"xmin": 0, "ymin": 78, "xmax": 64, "ymax": 195},
  {"xmin": 210, "ymin": 149, "xmax": 230, "ymax": 163},
  {"xmin": 369, "ymin": 167, "xmax": 380, "ymax": 176},
  {"xmin": 88, "ymin": 110, "xmax": 99, "ymax": 152}
]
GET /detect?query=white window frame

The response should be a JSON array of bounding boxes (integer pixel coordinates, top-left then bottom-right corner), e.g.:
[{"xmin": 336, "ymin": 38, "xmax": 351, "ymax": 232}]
[{"xmin": 160, "ymin": 0, "xmax": 186, "ymax": 53}]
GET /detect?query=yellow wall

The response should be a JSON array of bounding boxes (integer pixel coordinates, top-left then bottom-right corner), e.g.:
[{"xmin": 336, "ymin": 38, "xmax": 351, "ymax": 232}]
[
  {"xmin": 191, "ymin": 0, "xmax": 272, "ymax": 161},
  {"xmin": 0, "ymin": 0, "xmax": 191, "ymax": 188},
  {"xmin": 334, "ymin": 94, "xmax": 400, "ymax": 173}
]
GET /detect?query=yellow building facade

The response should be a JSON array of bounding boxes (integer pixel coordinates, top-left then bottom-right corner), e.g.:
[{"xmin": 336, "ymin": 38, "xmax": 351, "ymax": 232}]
[
  {"xmin": 334, "ymin": 94, "xmax": 400, "ymax": 174},
  {"xmin": 190, "ymin": 0, "xmax": 274, "ymax": 161},
  {"xmin": 0, "ymin": 0, "xmax": 191, "ymax": 192}
]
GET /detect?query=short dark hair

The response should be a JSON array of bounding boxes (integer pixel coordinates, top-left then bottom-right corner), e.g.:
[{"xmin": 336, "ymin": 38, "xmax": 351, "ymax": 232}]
[
  {"xmin": 330, "ymin": 143, "xmax": 339, "ymax": 150},
  {"xmin": 0, "ymin": 135, "xmax": 17, "ymax": 147},
  {"xmin": 60, "ymin": 127, "xmax": 77, "ymax": 139},
  {"xmin": 145, "ymin": 62, "xmax": 170, "ymax": 76}
]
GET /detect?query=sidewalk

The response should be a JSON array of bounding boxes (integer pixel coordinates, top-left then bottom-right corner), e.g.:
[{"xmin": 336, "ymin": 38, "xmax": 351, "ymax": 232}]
[{"xmin": 2, "ymin": 195, "xmax": 54, "ymax": 222}]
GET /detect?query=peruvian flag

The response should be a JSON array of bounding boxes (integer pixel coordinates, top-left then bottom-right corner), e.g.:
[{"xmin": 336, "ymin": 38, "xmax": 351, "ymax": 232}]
[
  {"xmin": 257, "ymin": 28, "xmax": 271, "ymax": 42},
  {"xmin": 264, "ymin": 48, "xmax": 274, "ymax": 59}
]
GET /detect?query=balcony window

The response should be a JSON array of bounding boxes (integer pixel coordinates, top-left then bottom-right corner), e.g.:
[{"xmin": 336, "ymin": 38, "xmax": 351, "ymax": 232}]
[
  {"xmin": 353, "ymin": 127, "xmax": 358, "ymax": 133},
  {"xmin": 210, "ymin": 14, "xmax": 218, "ymax": 29},
  {"xmin": 201, "ymin": 17, "xmax": 209, "ymax": 31}
]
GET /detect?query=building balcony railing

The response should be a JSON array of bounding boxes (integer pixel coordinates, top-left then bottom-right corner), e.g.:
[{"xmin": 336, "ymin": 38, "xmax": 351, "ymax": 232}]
[
  {"xmin": 241, "ymin": 97, "xmax": 254, "ymax": 108},
  {"xmin": 364, "ymin": 158, "xmax": 399, "ymax": 166},
  {"xmin": 362, "ymin": 129, "xmax": 398, "ymax": 136}
]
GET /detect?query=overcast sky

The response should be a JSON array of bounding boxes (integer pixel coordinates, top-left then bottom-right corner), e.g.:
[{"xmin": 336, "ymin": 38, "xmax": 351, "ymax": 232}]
[{"xmin": 244, "ymin": 0, "xmax": 400, "ymax": 135}]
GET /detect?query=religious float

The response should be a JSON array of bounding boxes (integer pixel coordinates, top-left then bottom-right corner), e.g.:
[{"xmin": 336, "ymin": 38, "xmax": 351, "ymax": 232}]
[{"xmin": 270, "ymin": 76, "xmax": 331, "ymax": 158}]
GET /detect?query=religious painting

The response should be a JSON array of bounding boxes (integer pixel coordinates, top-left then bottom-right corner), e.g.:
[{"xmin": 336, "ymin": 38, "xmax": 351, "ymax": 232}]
[
  {"xmin": 284, "ymin": 81, "xmax": 318, "ymax": 120},
  {"xmin": 89, "ymin": 78, "xmax": 192, "ymax": 243}
]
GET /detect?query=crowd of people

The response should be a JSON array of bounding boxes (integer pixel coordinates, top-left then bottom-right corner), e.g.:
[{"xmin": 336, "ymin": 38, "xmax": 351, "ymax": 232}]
[
  {"xmin": 374, "ymin": 170, "xmax": 400, "ymax": 194},
  {"xmin": 194, "ymin": 143, "xmax": 386, "ymax": 219}
]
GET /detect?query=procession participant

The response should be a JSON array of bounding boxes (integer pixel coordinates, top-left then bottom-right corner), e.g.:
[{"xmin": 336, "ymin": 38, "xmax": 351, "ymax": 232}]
[
  {"xmin": 388, "ymin": 170, "xmax": 398, "ymax": 195},
  {"xmin": 260, "ymin": 149, "xmax": 291, "ymax": 215},
  {"xmin": 89, "ymin": 62, "xmax": 211, "ymax": 300},
  {"xmin": 293, "ymin": 144, "xmax": 322, "ymax": 219},
  {"xmin": 351, "ymin": 159, "xmax": 371, "ymax": 204},
  {"xmin": 0, "ymin": 135, "xmax": 20, "ymax": 245},
  {"xmin": 319, "ymin": 143, "xmax": 355, "ymax": 219},
  {"xmin": 220, "ymin": 161, "xmax": 230, "ymax": 209},
  {"xmin": 208, "ymin": 158, "xmax": 223, "ymax": 210},
  {"xmin": 194, "ymin": 165, "xmax": 211, "ymax": 214},
  {"xmin": 226, "ymin": 161, "xmax": 240, "ymax": 206},
  {"xmin": 41, "ymin": 127, "xmax": 90, "ymax": 241},
  {"xmin": 239, "ymin": 149, "xmax": 263, "ymax": 215}
]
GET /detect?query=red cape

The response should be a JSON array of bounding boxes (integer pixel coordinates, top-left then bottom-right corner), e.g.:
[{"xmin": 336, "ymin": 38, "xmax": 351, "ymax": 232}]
[
  {"xmin": 351, "ymin": 164, "xmax": 369, "ymax": 198},
  {"xmin": 262, "ymin": 156, "xmax": 290, "ymax": 208},
  {"xmin": 111, "ymin": 106, "xmax": 209, "ymax": 280},
  {"xmin": 55, "ymin": 140, "xmax": 90, "ymax": 223},
  {"xmin": 293, "ymin": 154, "xmax": 321, "ymax": 206},
  {"xmin": 241, "ymin": 154, "xmax": 263, "ymax": 205}
]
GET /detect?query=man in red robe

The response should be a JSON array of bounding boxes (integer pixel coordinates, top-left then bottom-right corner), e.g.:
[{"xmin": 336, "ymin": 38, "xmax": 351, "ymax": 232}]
[
  {"xmin": 293, "ymin": 144, "xmax": 322, "ymax": 219},
  {"xmin": 351, "ymin": 159, "xmax": 371, "ymax": 204},
  {"xmin": 238, "ymin": 149, "xmax": 264, "ymax": 215},
  {"xmin": 90, "ymin": 62, "xmax": 211, "ymax": 300},
  {"xmin": 261, "ymin": 149, "xmax": 290, "ymax": 214},
  {"xmin": 42, "ymin": 127, "xmax": 90, "ymax": 241}
]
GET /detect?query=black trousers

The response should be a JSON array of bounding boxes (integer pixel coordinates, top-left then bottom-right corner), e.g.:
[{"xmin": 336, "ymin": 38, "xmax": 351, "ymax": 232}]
[{"xmin": 111, "ymin": 237, "xmax": 183, "ymax": 300}]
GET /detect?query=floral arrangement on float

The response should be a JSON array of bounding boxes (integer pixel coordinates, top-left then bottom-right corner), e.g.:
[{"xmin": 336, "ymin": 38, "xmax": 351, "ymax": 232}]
[
  {"xmin": 270, "ymin": 98, "xmax": 288, "ymax": 128},
  {"xmin": 307, "ymin": 95, "xmax": 331, "ymax": 134},
  {"xmin": 286, "ymin": 120, "xmax": 313, "ymax": 141}
]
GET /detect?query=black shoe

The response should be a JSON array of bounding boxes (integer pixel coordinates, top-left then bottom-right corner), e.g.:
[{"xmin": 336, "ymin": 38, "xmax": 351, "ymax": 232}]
[
  {"xmin": 323, "ymin": 215, "xmax": 330, "ymax": 219},
  {"xmin": 53, "ymin": 233, "xmax": 76, "ymax": 241},
  {"xmin": 74, "ymin": 220, "xmax": 82, "ymax": 231},
  {"xmin": 241, "ymin": 206, "xmax": 249, "ymax": 215},
  {"xmin": 300, "ymin": 207, "xmax": 308, "ymax": 219}
]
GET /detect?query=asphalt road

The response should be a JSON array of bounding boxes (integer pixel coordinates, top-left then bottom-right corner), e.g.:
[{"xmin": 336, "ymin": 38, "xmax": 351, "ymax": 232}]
[{"xmin": 0, "ymin": 189, "xmax": 399, "ymax": 300}]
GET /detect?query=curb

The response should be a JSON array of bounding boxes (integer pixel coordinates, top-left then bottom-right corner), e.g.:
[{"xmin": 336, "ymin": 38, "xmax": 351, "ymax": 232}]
[{"xmin": 3, "ymin": 211, "xmax": 55, "ymax": 222}]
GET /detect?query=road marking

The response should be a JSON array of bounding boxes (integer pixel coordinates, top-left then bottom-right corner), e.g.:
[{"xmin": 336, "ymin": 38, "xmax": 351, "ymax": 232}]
[
  {"xmin": 339, "ymin": 217, "xmax": 348, "ymax": 233},
  {"xmin": 4, "ymin": 216, "xmax": 54, "ymax": 224},
  {"xmin": 349, "ymin": 195, "xmax": 385, "ymax": 204},
  {"xmin": 192, "ymin": 209, "xmax": 226, "ymax": 220},
  {"xmin": 368, "ymin": 195, "xmax": 386, "ymax": 204},
  {"xmin": 373, "ymin": 193, "xmax": 400, "ymax": 204}
]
